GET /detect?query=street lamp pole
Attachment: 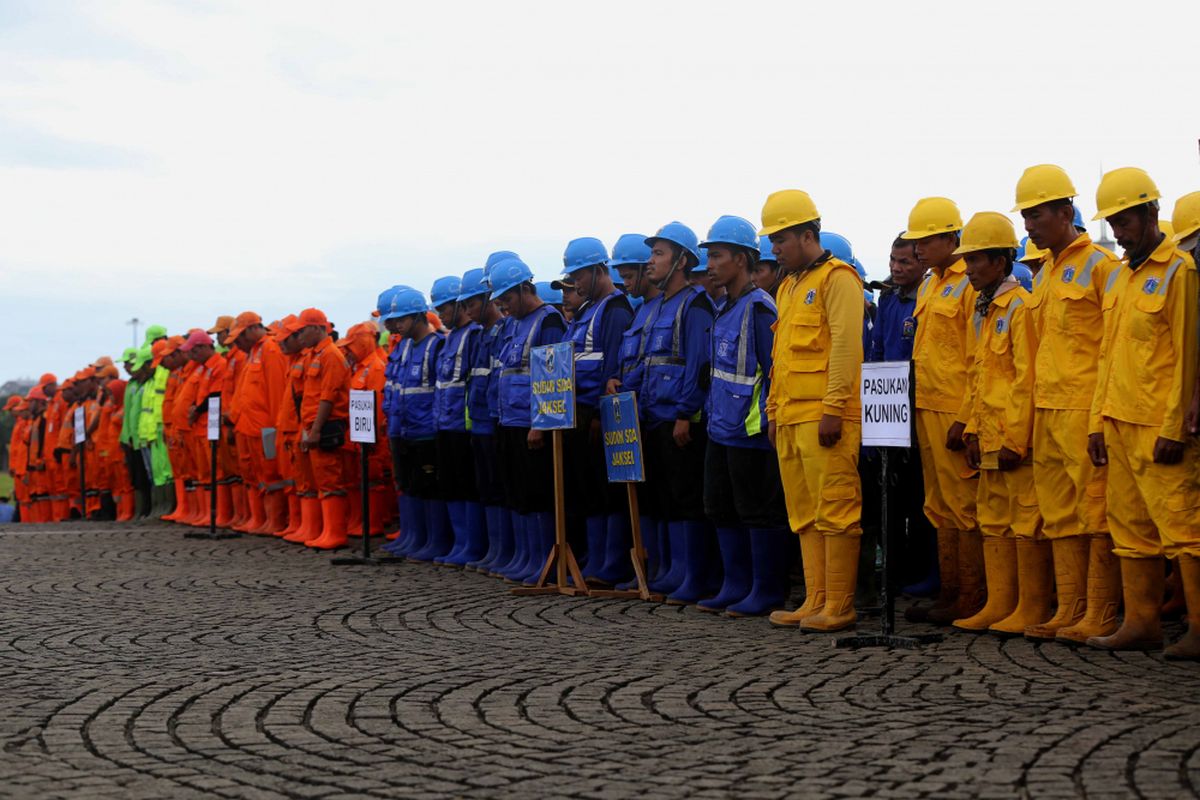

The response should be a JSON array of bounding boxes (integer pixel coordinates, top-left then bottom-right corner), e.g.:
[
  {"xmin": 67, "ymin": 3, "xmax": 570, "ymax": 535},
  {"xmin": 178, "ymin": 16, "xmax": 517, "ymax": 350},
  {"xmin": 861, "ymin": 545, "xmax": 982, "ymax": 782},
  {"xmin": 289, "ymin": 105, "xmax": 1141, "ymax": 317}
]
[{"xmin": 127, "ymin": 318, "xmax": 140, "ymax": 348}]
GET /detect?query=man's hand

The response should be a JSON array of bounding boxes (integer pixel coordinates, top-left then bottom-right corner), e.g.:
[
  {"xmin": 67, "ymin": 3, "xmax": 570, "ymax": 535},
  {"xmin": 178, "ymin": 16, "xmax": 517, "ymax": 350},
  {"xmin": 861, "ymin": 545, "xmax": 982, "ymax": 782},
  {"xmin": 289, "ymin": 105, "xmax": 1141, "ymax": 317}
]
[
  {"xmin": 187, "ymin": 406, "xmax": 199, "ymax": 426},
  {"xmin": 964, "ymin": 435, "xmax": 981, "ymax": 470},
  {"xmin": 1087, "ymin": 432, "xmax": 1108, "ymax": 467},
  {"xmin": 605, "ymin": 378, "xmax": 622, "ymax": 396},
  {"xmin": 300, "ymin": 426, "xmax": 317, "ymax": 452},
  {"xmin": 673, "ymin": 419, "xmax": 692, "ymax": 447},
  {"xmin": 768, "ymin": 420, "xmax": 777, "ymax": 449},
  {"xmin": 818, "ymin": 414, "xmax": 842, "ymax": 448},
  {"xmin": 1188, "ymin": 381, "xmax": 1200, "ymax": 436},
  {"xmin": 527, "ymin": 429, "xmax": 544, "ymax": 450},
  {"xmin": 946, "ymin": 421, "xmax": 966, "ymax": 451},
  {"xmin": 997, "ymin": 446, "xmax": 1021, "ymax": 472},
  {"xmin": 1153, "ymin": 436, "xmax": 1185, "ymax": 465}
]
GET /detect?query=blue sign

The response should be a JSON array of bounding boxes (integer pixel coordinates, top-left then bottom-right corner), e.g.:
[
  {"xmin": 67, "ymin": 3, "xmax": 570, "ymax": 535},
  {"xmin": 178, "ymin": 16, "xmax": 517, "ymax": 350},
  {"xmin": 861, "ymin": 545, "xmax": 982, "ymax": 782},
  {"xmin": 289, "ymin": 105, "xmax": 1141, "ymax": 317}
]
[
  {"xmin": 600, "ymin": 392, "xmax": 645, "ymax": 482},
  {"xmin": 530, "ymin": 342, "xmax": 576, "ymax": 430}
]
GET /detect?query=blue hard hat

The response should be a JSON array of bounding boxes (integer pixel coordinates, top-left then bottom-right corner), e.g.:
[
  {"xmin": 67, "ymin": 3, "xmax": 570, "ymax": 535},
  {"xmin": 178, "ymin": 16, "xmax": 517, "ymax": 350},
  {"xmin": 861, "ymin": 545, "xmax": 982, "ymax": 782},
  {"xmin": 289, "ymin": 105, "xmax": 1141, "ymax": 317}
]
[
  {"xmin": 611, "ymin": 270, "xmax": 625, "ymax": 287},
  {"xmin": 484, "ymin": 250, "xmax": 520, "ymax": 288},
  {"xmin": 535, "ymin": 281, "xmax": 562, "ymax": 305},
  {"xmin": 563, "ymin": 237, "xmax": 609, "ymax": 274},
  {"xmin": 758, "ymin": 235, "xmax": 777, "ymax": 264},
  {"xmin": 376, "ymin": 286, "xmax": 399, "ymax": 317},
  {"xmin": 1016, "ymin": 236, "xmax": 1030, "ymax": 262},
  {"xmin": 489, "ymin": 257, "xmax": 535, "ymax": 298},
  {"xmin": 849, "ymin": 256, "xmax": 868, "ymax": 280},
  {"xmin": 1073, "ymin": 206, "xmax": 1085, "ymax": 230},
  {"xmin": 1012, "ymin": 262, "xmax": 1033, "ymax": 291},
  {"xmin": 382, "ymin": 285, "xmax": 429, "ymax": 321},
  {"xmin": 610, "ymin": 233, "xmax": 651, "ymax": 267},
  {"xmin": 820, "ymin": 231, "xmax": 854, "ymax": 263},
  {"xmin": 459, "ymin": 268, "xmax": 489, "ymax": 301},
  {"xmin": 430, "ymin": 275, "xmax": 462, "ymax": 308},
  {"xmin": 645, "ymin": 221, "xmax": 700, "ymax": 264},
  {"xmin": 691, "ymin": 247, "xmax": 710, "ymax": 273},
  {"xmin": 700, "ymin": 215, "xmax": 759, "ymax": 252},
  {"xmin": 864, "ymin": 289, "xmax": 875, "ymax": 304}
]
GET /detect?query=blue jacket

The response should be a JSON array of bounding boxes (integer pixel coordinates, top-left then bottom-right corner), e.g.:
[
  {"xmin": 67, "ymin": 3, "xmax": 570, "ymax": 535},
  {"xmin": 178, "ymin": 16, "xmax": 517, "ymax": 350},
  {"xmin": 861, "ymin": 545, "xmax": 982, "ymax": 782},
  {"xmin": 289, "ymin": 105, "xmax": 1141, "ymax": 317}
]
[
  {"xmin": 396, "ymin": 331, "xmax": 445, "ymax": 440},
  {"xmin": 868, "ymin": 283, "xmax": 919, "ymax": 362},
  {"xmin": 467, "ymin": 319, "xmax": 503, "ymax": 436},
  {"xmin": 497, "ymin": 305, "xmax": 565, "ymax": 428},
  {"xmin": 383, "ymin": 339, "xmax": 403, "ymax": 438},
  {"xmin": 706, "ymin": 287, "xmax": 775, "ymax": 450},
  {"xmin": 434, "ymin": 322, "xmax": 481, "ymax": 433},
  {"xmin": 616, "ymin": 295, "xmax": 660, "ymax": 398},
  {"xmin": 564, "ymin": 290, "xmax": 633, "ymax": 408},
  {"xmin": 639, "ymin": 285, "xmax": 712, "ymax": 426}
]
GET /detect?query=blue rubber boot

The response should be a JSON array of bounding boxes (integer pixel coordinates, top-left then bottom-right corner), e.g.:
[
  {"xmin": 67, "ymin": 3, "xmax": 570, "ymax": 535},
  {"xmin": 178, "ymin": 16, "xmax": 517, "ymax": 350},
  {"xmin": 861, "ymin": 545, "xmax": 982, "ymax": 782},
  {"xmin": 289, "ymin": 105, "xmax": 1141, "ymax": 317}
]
[
  {"xmin": 597, "ymin": 513, "xmax": 633, "ymax": 583},
  {"xmin": 410, "ymin": 499, "xmax": 453, "ymax": 562},
  {"xmin": 697, "ymin": 528, "xmax": 752, "ymax": 613},
  {"xmin": 499, "ymin": 512, "xmax": 529, "ymax": 580},
  {"xmin": 454, "ymin": 501, "xmax": 489, "ymax": 566},
  {"xmin": 726, "ymin": 528, "xmax": 792, "ymax": 617},
  {"xmin": 478, "ymin": 506, "xmax": 512, "ymax": 575},
  {"xmin": 650, "ymin": 521, "xmax": 687, "ymax": 595},
  {"xmin": 467, "ymin": 504, "xmax": 499, "ymax": 572},
  {"xmin": 521, "ymin": 511, "xmax": 556, "ymax": 585},
  {"xmin": 436, "ymin": 500, "xmax": 470, "ymax": 565},
  {"xmin": 582, "ymin": 515, "xmax": 608, "ymax": 582},
  {"xmin": 666, "ymin": 522, "xmax": 718, "ymax": 605},
  {"xmin": 385, "ymin": 495, "xmax": 425, "ymax": 556},
  {"xmin": 616, "ymin": 515, "xmax": 660, "ymax": 591}
]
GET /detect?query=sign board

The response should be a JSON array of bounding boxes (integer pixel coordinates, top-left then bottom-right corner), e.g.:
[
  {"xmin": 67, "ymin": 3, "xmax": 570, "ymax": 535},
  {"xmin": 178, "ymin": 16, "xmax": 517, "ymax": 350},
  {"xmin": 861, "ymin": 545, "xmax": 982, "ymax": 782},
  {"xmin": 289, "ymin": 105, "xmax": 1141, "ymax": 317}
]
[
  {"xmin": 600, "ymin": 392, "xmax": 645, "ymax": 482},
  {"xmin": 530, "ymin": 341, "xmax": 576, "ymax": 431},
  {"xmin": 206, "ymin": 396, "xmax": 221, "ymax": 442},
  {"xmin": 73, "ymin": 406, "xmax": 86, "ymax": 445},
  {"xmin": 349, "ymin": 389, "xmax": 377, "ymax": 444},
  {"xmin": 861, "ymin": 361, "xmax": 912, "ymax": 448}
]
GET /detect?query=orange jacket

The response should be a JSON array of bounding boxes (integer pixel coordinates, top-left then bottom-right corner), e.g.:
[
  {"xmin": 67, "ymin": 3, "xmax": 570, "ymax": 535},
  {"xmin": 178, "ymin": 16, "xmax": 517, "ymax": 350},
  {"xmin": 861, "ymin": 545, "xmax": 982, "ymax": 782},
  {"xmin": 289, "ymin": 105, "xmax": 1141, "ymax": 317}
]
[
  {"xmin": 190, "ymin": 354, "xmax": 228, "ymax": 436},
  {"xmin": 235, "ymin": 336, "xmax": 288, "ymax": 436},
  {"xmin": 222, "ymin": 348, "xmax": 247, "ymax": 426},
  {"xmin": 300, "ymin": 337, "xmax": 351, "ymax": 426},
  {"xmin": 9, "ymin": 418, "xmax": 29, "ymax": 477},
  {"xmin": 277, "ymin": 351, "xmax": 308, "ymax": 435}
]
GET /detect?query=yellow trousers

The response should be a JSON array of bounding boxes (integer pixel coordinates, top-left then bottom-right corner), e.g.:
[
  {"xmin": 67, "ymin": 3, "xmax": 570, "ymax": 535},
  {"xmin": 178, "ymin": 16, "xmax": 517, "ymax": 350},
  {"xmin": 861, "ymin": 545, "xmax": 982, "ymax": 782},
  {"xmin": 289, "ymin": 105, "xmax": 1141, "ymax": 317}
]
[
  {"xmin": 1105, "ymin": 418, "xmax": 1200, "ymax": 559},
  {"xmin": 775, "ymin": 420, "xmax": 862, "ymax": 537},
  {"xmin": 915, "ymin": 409, "xmax": 976, "ymax": 531},
  {"xmin": 1033, "ymin": 408, "xmax": 1107, "ymax": 539},
  {"xmin": 977, "ymin": 463, "xmax": 1041, "ymax": 539}
]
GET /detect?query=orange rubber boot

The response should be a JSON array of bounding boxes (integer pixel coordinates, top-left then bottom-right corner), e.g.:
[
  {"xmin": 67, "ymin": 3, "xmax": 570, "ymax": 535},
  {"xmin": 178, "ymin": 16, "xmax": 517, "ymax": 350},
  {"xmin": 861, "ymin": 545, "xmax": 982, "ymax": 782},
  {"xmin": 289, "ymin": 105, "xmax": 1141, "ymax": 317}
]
[
  {"xmin": 214, "ymin": 485, "xmax": 236, "ymax": 528},
  {"xmin": 369, "ymin": 488, "xmax": 389, "ymax": 535},
  {"xmin": 193, "ymin": 488, "xmax": 217, "ymax": 527},
  {"xmin": 229, "ymin": 483, "xmax": 249, "ymax": 529},
  {"xmin": 308, "ymin": 495, "xmax": 349, "ymax": 550},
  {"xmin": 278, "ymin": 493, "xmax": 302, "ymax": 538},
  {"xmin": 116, "ymin": 492, "xmax": 135, "ymax": 522},
  {"xmin": 347, "ymin": 488, "xmax": 363, "ymax": 537},
  {"xmin": 283, "ymin": 497, "xmax": 323, "ymax": 543},
  {"xmin": 239, "ymin": 487, "xmax": 267, "ymax": 534},
  {"xmin": 261, "ymin": 491, "xmax": 287, "ymax": 534},
  {"xmin": 162, "ymin": 478, "xmax": 186, "ymax": 521}
]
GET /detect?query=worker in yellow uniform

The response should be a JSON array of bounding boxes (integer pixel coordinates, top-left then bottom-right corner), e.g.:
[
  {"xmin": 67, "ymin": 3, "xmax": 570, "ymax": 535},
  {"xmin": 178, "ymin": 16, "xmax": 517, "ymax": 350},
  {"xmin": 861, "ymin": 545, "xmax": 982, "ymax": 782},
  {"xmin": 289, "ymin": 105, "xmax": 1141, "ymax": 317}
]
[
  {"xmin": 759, "ymin": 190, "xmax": 864, "ymax": 633},
  {"xmin": 1010, "ymin": 165, "xmax": 1124, "ymax": 644},
  {"xmin": 949, "ymin": 212, "xmax": 1045, "ymax": 634},
  {"xmin": 901, "ymin": 197, "xmax": 984, "ymax": 627},
  {"xmin": 1086, "ymin": 168, "xmax": 1199, "ymax": 656}
]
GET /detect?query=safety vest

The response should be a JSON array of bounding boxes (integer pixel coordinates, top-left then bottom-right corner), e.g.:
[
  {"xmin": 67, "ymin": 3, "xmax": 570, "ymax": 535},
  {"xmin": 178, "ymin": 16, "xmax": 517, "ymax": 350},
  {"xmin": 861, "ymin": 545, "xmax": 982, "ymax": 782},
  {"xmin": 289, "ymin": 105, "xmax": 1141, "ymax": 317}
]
[
  {"xmin": 707, "ymin": 288, "xmax": 776, "ymax": 448},
  {"xmin": 434, "ymin": 321, "xmax": 481, "ymax": 433},
  {"xmin": 466, "ymin": 319, "xmax": 503, "ymax": 436},
  {"xmin": 566, "ymin": 290, "xmax": 631, "ymax": 408},
  {"xmin": 498, "ymin": 305, "xmax": 563, "ymax": 428},
  {"xmin": 640, "ymin": 285, "xmax": 711, "ymax": 425},
  {"xmin": 396, "ymin": 331, "xmax": 444, "ymax": 440},
  {"xmin": 617, "ymin": 295, "xmax": 661, "ymax": 395},
  {"xmin": 383, "ymin": 340, "xmax": 403, "ymax": 437}
]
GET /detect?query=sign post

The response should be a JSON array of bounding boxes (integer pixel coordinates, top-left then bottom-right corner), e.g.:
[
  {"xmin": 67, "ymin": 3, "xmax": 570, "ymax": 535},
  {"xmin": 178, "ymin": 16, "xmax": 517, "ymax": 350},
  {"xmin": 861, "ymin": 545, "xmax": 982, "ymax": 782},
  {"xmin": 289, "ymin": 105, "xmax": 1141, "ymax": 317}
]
[
  {"xmin": 837, "ymin": 361, "xmax": 941, "ymax": 650},
  {"xmin": 185, "ymin": 396, "xmax": 240, "ymax": 539},
  {"xmin": 512, "ymin": 342, "xmax": 587, "ymax": 597},
  {"xmin": 592, "ymin": 391, "xmax": 657, "ymax": 601},
  {"xmin": 333, "ymin": 389, "xmax": 393, "ymax": 566},
  {"xmin": 74, "ymin": 406, "xmax": 87, "ymax": 520}
]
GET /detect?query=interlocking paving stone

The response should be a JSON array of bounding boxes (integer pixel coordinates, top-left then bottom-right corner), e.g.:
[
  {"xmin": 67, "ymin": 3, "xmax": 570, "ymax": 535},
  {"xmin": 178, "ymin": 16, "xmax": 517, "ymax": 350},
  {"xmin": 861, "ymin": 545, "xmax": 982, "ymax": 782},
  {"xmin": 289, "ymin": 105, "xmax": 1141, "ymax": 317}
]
[{"xmin": 1, "ymin": 520, "xmax": 1199, "ymax": 799}]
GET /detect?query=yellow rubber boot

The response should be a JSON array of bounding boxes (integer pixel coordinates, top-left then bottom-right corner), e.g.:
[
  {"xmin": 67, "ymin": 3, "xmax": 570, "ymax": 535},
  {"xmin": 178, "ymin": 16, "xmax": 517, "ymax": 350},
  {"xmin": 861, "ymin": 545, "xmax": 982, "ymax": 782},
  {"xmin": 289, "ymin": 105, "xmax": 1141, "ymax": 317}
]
[
  {"xmin": 769, "ymin": 529, "xmax": 825, "ymax": 628},
  {"xmin": 1165, "ymin": 554, "xmax": 1200, "ymax": 660},
  {"xmin": 908, "ymin": 528, "xmax": 959, "ymax": 623},
  {"xmin": 953, "ymin": 536, "xmax": 1017, "ymax": 632},
  {"xmin": 947, "ymin": 529, "xmax": 986, "ymax": 623},
  {"xmin": 991, "ymin": 538, "xmax": 1054, "ymax": 636},
  {"xmin": 801, "ymin": 535, "xmax": 861, "ymax": 632},
  {"xmin": 1026, "ymin": 536, "xmax": 1089, "ymax": 640},
  {"xmin": 1057, "ymin": 535, "xmax": 1121, "ymax": 644},
  {"xmin": 1087, "ymin": 557, "xmax": 1163, "ymax": 651}
]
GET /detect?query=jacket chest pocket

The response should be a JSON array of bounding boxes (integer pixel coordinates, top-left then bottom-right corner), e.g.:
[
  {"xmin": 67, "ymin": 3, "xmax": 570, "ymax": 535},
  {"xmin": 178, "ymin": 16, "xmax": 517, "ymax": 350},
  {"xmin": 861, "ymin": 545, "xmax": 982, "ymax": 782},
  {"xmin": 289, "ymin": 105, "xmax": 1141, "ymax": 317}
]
[
  {"xmin": 1129, "ymin": 291, "xmax": 1166, "ymax": 342},
  {"xmin": 646, "ymin": 318, "xmax": 676, "ymax": 357},
  {"xmin": 1051, "ymin": 281, "xmax": 1091, "ymax": 333},
  {"xmin": 930, "ymin": 300, "xmax": 962, "ymax": 351},
  {"xmin": 713, "ymin": 335, "xmax": 740, "ymax": 373},
  {"xmin": 787, "ymin": 310, "xmax": 824, "ymax": 356}
]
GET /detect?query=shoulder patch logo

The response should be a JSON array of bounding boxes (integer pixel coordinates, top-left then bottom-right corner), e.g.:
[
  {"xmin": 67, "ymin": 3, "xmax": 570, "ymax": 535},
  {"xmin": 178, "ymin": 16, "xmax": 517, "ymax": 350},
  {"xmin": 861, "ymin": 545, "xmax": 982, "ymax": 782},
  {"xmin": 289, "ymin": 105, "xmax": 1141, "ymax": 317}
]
[
  {"xmin": 1143, "ymin": 277, "xmax": 1160, "ymax": 294},
  {"xmin": 804, "ymin": 289, "xmax": 816, "ymax": 305},
  {"xmin": 1062, "ymin": 266, "xmax": 1076, "ymax": 283},
  {"xmin": 995, "ymin": 318, "xmax": 1007, "ymax": 334},
  {"xmin": 941, "ymin": 284, "xmax": 954, "ymax": 297}
]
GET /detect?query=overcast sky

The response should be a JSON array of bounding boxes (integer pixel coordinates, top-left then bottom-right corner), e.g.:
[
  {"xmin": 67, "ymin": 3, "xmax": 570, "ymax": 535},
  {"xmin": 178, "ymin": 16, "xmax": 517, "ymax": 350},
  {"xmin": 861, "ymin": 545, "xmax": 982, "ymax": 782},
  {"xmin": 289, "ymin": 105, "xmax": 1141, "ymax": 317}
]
[{"xmin": 2, "ymin": 0, "xmax": 1198, "ymax": 381}]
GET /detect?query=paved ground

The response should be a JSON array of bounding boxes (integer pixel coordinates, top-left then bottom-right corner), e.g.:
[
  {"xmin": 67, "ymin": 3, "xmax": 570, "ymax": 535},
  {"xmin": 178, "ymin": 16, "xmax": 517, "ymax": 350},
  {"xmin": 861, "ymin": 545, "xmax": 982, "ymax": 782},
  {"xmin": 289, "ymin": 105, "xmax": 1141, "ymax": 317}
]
[{"xmin": 1, "ymin": 521, "xmax": 1199, "ymax": 799}]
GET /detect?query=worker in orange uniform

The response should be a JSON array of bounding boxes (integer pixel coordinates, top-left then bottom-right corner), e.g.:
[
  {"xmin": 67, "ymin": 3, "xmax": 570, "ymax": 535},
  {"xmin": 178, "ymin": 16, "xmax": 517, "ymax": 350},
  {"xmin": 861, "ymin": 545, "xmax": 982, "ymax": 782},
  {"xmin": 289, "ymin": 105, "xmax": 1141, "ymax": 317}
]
[
  {"xmin": 208, "ymin": 315, "xmax": 250, "ymax": 530},
  {"xmin": 24, "ymin": 385, "xmax": 51, "ymax": 523},
  {"xmin": 181, "ymin": 330, "xmax": 228, "ymax": 527},
  {"xmin": 101, "ymin": 378, "xmax": 135, "ymax": 521},
  {"xmin": 1087, "ymin": 168, "xmax": 1200, "ymax": 657},
  {"xmin": 278, "ymin": 315, "xmax": 315, "ymax": 541},
  {"xmin": 948, "ymin": 213, "xmax": 1045, "ymax": 634},
  {"xmin": 1011, "ymin": 165, "xmax": 1124, "ymax": 644},
  {"xmin": 166, "ymin": 338, "xmax": 202, "ymax": 524},
  {"xmin": 292, "ymin": 309, "xmax": 353, "ymax": 550},
  {"xmin": 759, "ymin": 190, "xmax": 865, "ymax": 633},
  {"xmin": 228, "ymin": 312, "xmax": 289, "ymax": 533},
  {"xmin": 899, "ymin": 197, "xmax": 984, "ymax": 627},
  {"xmin": 155, "ymin": 336, "xmax": 188, "ymax": 522},
  {"xmin": 340, "ymin": 321, "xmax": 392, "ymax": 535},
  {"xmin": 41, "ymin": 374, "xmax": 71, "ymax": 521},
  {"xmin": 5, "ymin": 397, "xmax": 30, "ymax": 521}
]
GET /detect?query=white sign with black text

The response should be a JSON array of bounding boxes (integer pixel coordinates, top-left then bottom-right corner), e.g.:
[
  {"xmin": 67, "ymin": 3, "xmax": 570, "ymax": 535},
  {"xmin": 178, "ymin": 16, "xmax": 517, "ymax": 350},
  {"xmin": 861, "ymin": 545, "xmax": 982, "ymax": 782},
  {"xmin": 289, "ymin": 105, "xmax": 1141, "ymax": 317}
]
[
  {"xmin": 860, "ymin": 361, "xmax": 912, "ymax": 448},
  {"xmin": 73, "ymin": 406, "xmax": 86, "ymax": 445},
  {"xmin": 349, "ymin": 389, "xmax": 376, "ymax": 444},
  {"xmin": 207, "ymin": 397, "xmax": 221, "ymax": 442}
]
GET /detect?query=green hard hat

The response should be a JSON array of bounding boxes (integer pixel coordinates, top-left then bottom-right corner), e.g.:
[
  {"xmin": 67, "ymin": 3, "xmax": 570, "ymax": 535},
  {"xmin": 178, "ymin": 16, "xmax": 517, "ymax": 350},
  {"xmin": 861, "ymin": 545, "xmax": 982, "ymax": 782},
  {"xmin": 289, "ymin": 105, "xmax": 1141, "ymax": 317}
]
[{"xmin": 143, "ymin": 324, "xmax": 167, "ymax": 344}]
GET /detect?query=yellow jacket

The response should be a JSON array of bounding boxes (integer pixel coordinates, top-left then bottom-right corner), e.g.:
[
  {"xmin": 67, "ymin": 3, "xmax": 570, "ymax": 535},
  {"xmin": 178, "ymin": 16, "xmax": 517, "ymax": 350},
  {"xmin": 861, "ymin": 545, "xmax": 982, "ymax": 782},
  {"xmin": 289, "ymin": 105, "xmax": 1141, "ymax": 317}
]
[
  {"xmin": 913, "ymin": 258, "xmax": 977, "ymax": 418},
  {"xmin": 1090, "ymin": 236, "xmax": 1198, "ymax": 440},
  {"xmin": 767, "ymin": 254, "xmax": 863, "ymax": 425},
  {"xmin": 1029, "ymin": 233, "xmax": 1120, "ymax": 410},
  {"xmin": 964, "ymin": 280, "xmax": 1037, "ymax": 460}
]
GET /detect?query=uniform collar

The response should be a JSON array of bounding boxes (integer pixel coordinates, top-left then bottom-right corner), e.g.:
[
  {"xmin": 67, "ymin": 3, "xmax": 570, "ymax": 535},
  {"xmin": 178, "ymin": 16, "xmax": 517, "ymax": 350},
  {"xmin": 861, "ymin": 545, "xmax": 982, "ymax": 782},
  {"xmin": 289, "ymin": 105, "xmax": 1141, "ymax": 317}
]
[{"xmin": 1053, "ymin": 233, "xmax": 1093, "ymax": 265}]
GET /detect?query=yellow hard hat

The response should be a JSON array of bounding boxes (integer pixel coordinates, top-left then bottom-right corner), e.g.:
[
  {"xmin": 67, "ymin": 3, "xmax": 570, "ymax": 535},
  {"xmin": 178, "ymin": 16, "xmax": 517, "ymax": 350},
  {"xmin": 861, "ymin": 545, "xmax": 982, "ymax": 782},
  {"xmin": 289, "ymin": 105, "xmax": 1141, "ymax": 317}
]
[
  {"xmin": 758, "ymin": 190, "xmax": 820, "ymax": 236},
  {"xmin": 1012, "ymin": 164, "xmax": 1077, "ymax": 211},
  {"xmin": 1093, "ymin": 166, "xmax": 1161, "ymax": 220},
  {"xmin": 1171, "ymin": 191, "xmax": 1200, "ymax": 242},
  {"xmin": 952, "ymin": 212, "xmax": 1019, "ymax": 255},
  {"xmin": 1020, "ymin": 238, "xmax": 1047, "ymax": 264},
  {"xmin": 901, "ymin": 197, "xmax": 963, "ymax": 240},
  {"xmin": 1159, "ymin": 220, "xmax": 1175, "ymax": 240}
]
